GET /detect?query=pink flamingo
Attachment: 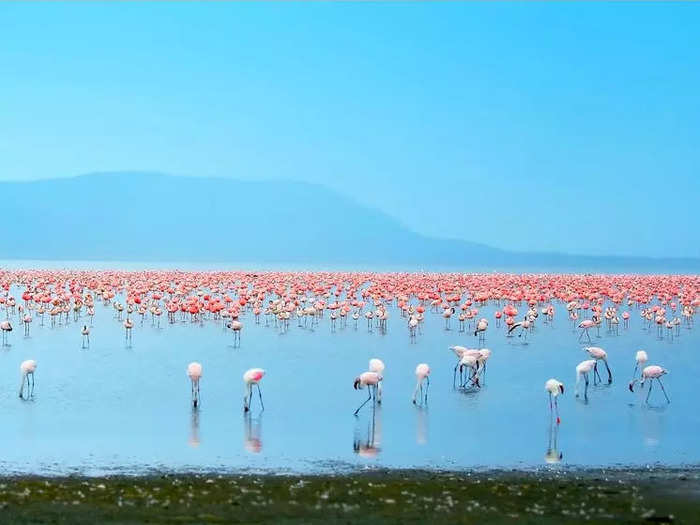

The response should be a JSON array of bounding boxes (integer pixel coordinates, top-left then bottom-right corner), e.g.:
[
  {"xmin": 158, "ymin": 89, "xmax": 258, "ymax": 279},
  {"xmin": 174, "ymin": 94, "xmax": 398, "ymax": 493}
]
[
  {"xmin": 507, "ymin": 317, "xmax": 530, "ymax": 341},
  {"xmin": 81, "ymin": 325, "xmax": 90, "ymax": 348},
  {"xmin": 575, "ymin": 359, "xmax": 596, "ymax": 400},
  {"xmin": 583, "ymin": 347, "xmax": 612, "ymax": 384},
  {"xmin": 243, "ymin": 368, "xmax": 265, "ymax": 412},
  {"xmin": 629, "ymin": 365, "xmax": 670, "ymax": 404},
  {"xmin": 187, "ymin": 362, "xmax": 203, "ymax": 407},
  {"xmin": 23, "ymin": 314, "xmax": 32, "ymax": 337},
  {"xmin": 578, "ymin": 319, "xmax": 595, "ymax": 343},
  {"xmin": 474, "ymin": 318, "xmax": 488, "ymax": 344},
  {"xmin": 230, "ymin": 320, "xmax": 242, "ymax": 346},
  {"xmin": 123, "ymin": 318, "xmax": 133, "ymax": 344},
  {"xmin": 0, "ymin": 320, "xmax": 12, "ymax": 346},
  {"xmin": 412, "ymin": 363, "xmax": 430, "ymax": 405},
  {"xmin": 19, "ymin": 359, "xmax": 37, "ymax": 398},
  {"xmin": 545, "ymin": 378, "xmax": 564, "ymax": 424},
  {"xmin": 458, "ymin": 353, "xmax": 481, "ymax": 388},
  {"xmin": 353, "ymin": 371, "xmax": 381, "ymax": 415}
]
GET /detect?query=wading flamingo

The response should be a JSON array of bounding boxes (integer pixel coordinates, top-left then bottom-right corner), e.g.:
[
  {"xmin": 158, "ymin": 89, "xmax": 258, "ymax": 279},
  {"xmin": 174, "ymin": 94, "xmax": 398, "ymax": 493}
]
[
  {"xmin": 575, "ymin": 359, "xmax": 596, "ymax": 400},
  {"xmin": 578, "ymin": 319, "xmax": 595, "ymax": 343},
  {"xmin": 583, "ymin": 347, "xmax": 612, "ymax": 384},
  {"xmin": 412, "ymin": 363, "xmax": 430, "ymax": 405},
  {"xmin": 0, "ymin": 320, "xmax": 12, "ymax": 346},
  {"xmin": 353, "ymin": 371, "xmax": 381, "ymax": 415},
  {"xmin": 243, "ymin": 368, "xmax": 265, "ymax": 412},
  {"xmin": 545, "ymin": 378, "xmax": 564, "ymax": 424},
  {"xmin": 124, "ymin": 318, "xmax": 133, "ymax": 344},
  {"xmin": 187, "ymin": 362, "xmax": 203, "ymax": 407},
  {"xmin": 81, "ymin": 325, "xmax": 90, "ymax": 348},
  {"xmin": 474, "ymin": 318, "xmax": 488, "ymax": 344},
  {"xmin": 629, "ymin": 365, "xmax": 669, "ymax": 404},
  {"xmin": 19, "ymin": 359, "xmax": 37, "ymax": 398}
]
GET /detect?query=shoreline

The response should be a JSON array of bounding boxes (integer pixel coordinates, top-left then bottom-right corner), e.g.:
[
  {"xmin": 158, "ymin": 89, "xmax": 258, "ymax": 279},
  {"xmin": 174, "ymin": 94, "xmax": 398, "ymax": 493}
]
[{"xmin": 0, "ymin": 468, "xmax": 697, "ymax": 523}]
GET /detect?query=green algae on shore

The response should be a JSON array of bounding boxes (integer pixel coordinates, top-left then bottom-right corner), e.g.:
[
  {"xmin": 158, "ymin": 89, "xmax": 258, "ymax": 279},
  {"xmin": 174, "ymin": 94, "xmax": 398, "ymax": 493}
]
[{"xmin": 0, "ymin": 470, "xmax": 696, "ymax": 523}]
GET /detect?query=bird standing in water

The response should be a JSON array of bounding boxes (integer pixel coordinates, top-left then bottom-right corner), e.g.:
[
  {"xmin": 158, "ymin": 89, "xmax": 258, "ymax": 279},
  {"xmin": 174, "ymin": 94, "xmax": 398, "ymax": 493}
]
[
  {"xmin": 412, "ymin": 363, "xmax": 430, "ymax": 405},
  {"xmin": 187, "ymin": 362, "xmax": 203, "ymax": 408},
  {"xmin": 19, "ymin": 359, "xmax": 37, "ymax": 399},
  {"xmin": 243, "ymin": 368, "xmax": 265, "ymax": 412},
  {"xmin": 545, "ymin": 378, "xmax": 564, "ymax": 424},
  {"xmin": 353, "ymin": 371, "xmax": 381, "ymax": 415}
]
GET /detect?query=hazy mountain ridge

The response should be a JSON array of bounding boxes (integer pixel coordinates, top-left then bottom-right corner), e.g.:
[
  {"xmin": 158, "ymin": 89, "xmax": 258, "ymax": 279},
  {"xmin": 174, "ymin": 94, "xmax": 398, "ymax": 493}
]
[{"xmin": 1, "ymin": 172, "xmax": 698, "ymax": 272}]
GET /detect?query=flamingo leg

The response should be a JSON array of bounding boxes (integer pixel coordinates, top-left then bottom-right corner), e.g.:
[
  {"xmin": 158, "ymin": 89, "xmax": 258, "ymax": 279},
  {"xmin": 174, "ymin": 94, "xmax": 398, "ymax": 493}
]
[
  {"xmin": 354, "ymin": 388, "xmax": 373, "ymax": 416},
  {"xmin": 584, "ymin": 374, "xmax": 589, "ymax": 400},
  {"xmin": 646, "ymin": 379, "xmax": 653, "ymax": 403},
  {"xmin": 424, "ymin": 376, "xmax": 430, "ymax": 403},
  {"xmin": 257, "ymin": 383, "xmax": 264, "ymax": 411},
  {"xmin": 603, "ymin": 360, "xmax": 612, "ymax": 384},
  {"xmin": 657, "ymin": 378, "xmax": 670, "ymax": 403}
]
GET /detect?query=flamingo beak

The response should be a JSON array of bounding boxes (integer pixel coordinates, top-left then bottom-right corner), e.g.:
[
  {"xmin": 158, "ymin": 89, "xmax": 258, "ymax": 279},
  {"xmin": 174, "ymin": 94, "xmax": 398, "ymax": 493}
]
[
  {"xmin": 628, "ymin": 381, "xmax": 635, "ymax": 392},
  {"xmin": 353, "ymin": 378, "xmax": 360, "ymax": 390},
  {"xmin": 559, "ymin": 385, "xmax": 564, "ymax": 395}
]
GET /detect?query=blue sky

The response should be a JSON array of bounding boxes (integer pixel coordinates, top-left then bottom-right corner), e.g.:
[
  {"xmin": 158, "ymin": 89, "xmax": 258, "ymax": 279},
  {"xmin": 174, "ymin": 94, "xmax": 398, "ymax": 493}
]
[{"xmin": 1, "ymin": 2, "xmax": 698, "ymax": 258}]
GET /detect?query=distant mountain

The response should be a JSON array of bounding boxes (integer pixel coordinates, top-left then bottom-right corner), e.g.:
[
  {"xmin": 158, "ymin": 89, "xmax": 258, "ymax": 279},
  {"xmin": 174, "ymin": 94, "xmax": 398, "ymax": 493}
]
[{"xmin": 1, "ymin": 172, "xmax": 698, "ymax": 272}]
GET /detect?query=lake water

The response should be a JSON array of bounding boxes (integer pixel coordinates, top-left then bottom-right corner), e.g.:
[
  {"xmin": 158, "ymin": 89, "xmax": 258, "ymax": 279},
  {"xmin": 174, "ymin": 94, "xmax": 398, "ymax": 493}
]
[{"xmin": 0, "ymin": 274, "xmax": 698, "ymax": 475}]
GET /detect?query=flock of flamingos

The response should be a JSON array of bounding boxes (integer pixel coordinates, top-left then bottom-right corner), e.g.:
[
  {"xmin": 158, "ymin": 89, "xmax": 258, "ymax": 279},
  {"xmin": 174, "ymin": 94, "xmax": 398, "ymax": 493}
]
[{"xmin": 1, "ymin": 270, "xmax": 698, "ymax": 426}]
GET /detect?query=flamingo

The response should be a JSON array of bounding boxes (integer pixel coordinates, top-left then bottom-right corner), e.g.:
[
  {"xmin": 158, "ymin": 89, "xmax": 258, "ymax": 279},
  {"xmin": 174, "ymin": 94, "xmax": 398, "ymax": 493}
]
[
  {"xmin": 575, "ymin": 359, "xmax": 596, "ymax": 399},
  {"xmin": 187, "ymin": 362, "xmax": 203, "ymax": 408},
  {"xmin": 545, "ymin": 378, "xmax": 564, "ymax": 424},
  {"xmin": 507, "ymin": 317, "xmax": 530, "ymax": 340},
  {"xmin": 23, "ymin": 314, "xmax": 31, "ymax": 337},
  {"xmin": 81, "ymin": 325, "xmax": 90, "ymax": 348},
  {"xmin": 412, "ymin": 363, "xmax": 430, "ymax": 405},
  {"xmin": 0, "ymin": 320, "xmax": 12, "ymax": 346},
  {"xmin": 19, "ymin": 359, "xmax": 37, "ymax": 398},
  {"xmin": 408, "ymin": 315, "xmax": 419, "ymax": 339},
  {"xmin": 474, "ymin": 318, "xmax": 488, "ymax": 344},
  {"xmin": 458, "ymin": 354, "xmax": 480, "ymax": 388},
  {"xmin": 368, "ymin": 358, "xmax": 385, "ymax": 403},
  {"xmin": 578, "ymin": 319, "xmax": 595, "ymax": 343},
  {"xmin": 629, "ymin": 365, "xmax": 670, "ymax": 404},
  {"xmin": 442, "ymin": 306, "xmax": 455, "ymax": 329},
  {"xmin": 231, "ymin": 320, "xmax": 242, "ymax": 345},
  {"xmin": 243, "ymin": 368, "xmax": 265, "ymax": 412},
  {"xmin": 123, "ymin": 318, "xmax": 133, "ymax": 344},
  {"xmin": 364, "ymin": 310, "xmax": 373, "ymax": 331},
  {"xmin": 583, "ymin": 347, "xmax": 612, "ymax": 384},
  {"xmin": 353, "ymin": 371, "xmax": 381, "ymax": 415}
]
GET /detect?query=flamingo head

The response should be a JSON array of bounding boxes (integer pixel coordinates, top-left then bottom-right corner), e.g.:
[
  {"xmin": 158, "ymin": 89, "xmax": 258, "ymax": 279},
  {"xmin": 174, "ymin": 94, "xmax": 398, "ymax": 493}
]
[
  {"xmin": 559, "ymin": 384, "xmax": 564, "ymax": 395},
  {"xmin": 353, "ymin": 377, "xmax": 362, "ymax": 390}
]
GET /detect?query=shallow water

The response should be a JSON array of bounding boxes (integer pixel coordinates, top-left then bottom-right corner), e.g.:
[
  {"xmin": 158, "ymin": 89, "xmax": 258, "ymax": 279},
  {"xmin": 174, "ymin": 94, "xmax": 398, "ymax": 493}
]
[{"xmin": 0, "ymin": 285, "xmax": 698, "ymax": 475}]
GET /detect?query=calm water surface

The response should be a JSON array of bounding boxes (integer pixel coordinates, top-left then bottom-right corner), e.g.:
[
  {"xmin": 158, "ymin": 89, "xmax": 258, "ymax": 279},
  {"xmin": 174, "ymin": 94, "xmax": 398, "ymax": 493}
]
[{"xmin": 0, "ymin": 279, "xmax": 698, "ymax": 475}]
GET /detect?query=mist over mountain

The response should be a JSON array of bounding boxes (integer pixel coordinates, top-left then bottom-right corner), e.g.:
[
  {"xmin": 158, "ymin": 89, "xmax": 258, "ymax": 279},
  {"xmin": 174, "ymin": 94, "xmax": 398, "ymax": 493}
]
[{"xmin": 2, "ymin": 172, "xmax": 698, "ymax": 273}]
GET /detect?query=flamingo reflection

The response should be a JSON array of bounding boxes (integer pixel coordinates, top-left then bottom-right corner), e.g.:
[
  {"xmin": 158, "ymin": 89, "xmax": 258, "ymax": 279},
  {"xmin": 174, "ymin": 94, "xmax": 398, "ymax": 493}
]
[
  {"xmin": 415, "ymin": 405, "xmax": 428, "ymax": 445},
  {"xmin": 244, "ymin": 412, "xmax": 263, "ymax": 453},
  {"xmin": 544, "ymin": 419, "xmax": 563, "ymax": 464},
  {"xmin": 353, "ymin": 407, "xmax": 382, "ymax": 458},
  {"xmin": 188, "ymin": 407, "xmax": 200, "ymax": 448}
]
